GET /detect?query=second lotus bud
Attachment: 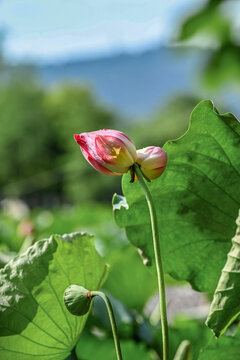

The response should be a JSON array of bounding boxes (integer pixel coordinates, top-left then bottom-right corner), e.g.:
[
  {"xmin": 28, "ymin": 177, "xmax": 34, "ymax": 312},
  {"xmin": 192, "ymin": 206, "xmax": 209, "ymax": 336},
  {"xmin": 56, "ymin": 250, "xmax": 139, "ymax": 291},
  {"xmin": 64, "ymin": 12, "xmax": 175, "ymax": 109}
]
[{"xmin": 136, "ymin": 146, "xmax": 167, "ymax": 181}]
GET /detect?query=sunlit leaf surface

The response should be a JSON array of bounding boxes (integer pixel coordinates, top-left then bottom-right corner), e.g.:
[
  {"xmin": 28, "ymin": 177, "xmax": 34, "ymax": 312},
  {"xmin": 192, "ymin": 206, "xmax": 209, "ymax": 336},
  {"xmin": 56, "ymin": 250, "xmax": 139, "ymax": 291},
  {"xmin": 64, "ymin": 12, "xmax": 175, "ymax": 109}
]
[
  {"xmin": 113, "ymin": 100, "xmax": 240, "ymax": 293},
  {"xmin": 0, "ymin": 232, "xmax": 108, "ymax": 359}
]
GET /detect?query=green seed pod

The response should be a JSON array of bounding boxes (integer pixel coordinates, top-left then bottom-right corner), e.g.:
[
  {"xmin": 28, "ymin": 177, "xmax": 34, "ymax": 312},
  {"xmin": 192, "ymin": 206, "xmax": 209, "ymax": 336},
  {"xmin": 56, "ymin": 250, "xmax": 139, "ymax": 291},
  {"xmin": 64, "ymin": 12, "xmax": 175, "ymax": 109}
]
[{"xmin": 64, "ymin": 285, "xmax": 92, "ymax": 316}]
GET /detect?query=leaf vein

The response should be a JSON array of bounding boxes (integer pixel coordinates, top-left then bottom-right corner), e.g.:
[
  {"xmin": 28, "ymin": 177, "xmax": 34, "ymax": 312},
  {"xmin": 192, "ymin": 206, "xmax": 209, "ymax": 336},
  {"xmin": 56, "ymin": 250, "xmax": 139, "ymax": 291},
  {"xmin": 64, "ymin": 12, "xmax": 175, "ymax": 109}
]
[
  {"xmin": 172, "ymin": 160, "xmax": 240, "ymax": 207},
  {"xmin": 208, "ymin": 135, "xmax": 240, "ymax": 178},
  {"xmin": 10, "ymin": 306, "xmax": 68, "ymax": 347},
  {"xmin": 0, "ymin": 346, "xmax": 68, "ymax": 357},
  {"xmin": 1, "ymin": 325, "xmax": 66, "ymax": 350}
]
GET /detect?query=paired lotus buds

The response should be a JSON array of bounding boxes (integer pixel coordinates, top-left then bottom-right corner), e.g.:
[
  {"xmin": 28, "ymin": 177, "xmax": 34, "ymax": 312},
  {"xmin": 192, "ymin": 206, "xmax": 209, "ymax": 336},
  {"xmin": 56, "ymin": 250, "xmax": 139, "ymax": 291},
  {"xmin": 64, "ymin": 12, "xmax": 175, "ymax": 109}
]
[{"xmin": 74, "ymin": 129, "xmax": 167, "ymax": 181}]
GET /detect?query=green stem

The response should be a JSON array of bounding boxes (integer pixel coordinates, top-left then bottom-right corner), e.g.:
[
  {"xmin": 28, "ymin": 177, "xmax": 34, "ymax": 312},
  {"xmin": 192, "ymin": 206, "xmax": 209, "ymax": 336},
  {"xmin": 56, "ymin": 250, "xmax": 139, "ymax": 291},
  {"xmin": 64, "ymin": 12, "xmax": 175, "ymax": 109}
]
[
  {"xmin": 91, "ymin": 291, "xmax": 123, "ymax": 360},
  {"xmin": 134, "ymin": 164, "xmax": 169, "ymax": 360}
]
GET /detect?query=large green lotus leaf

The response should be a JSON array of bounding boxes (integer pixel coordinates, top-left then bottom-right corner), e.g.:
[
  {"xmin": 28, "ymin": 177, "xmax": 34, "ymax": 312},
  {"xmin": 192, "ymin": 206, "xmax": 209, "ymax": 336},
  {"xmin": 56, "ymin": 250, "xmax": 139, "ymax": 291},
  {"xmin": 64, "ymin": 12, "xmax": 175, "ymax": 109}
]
[
  {"xmin": 206, "ymin": 210, "xmax": 240, "ymax": 336},
  {"xmin": 198, "ymin": 328, "xmax": 240, "ymax": 360},
  {"xmin": 0, "ymin": 232, "xmax": 108, "ymax": 359},
  {"xmin": 113, "ymin": 100, "xmax": 240, "ymax": 293}
]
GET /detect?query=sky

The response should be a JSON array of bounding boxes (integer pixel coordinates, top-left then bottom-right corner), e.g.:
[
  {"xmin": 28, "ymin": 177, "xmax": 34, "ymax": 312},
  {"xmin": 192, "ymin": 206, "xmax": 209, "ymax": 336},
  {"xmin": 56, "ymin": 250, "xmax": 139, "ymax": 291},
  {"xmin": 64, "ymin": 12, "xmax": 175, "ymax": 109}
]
[{"xmin": 0, "ymin": 0, "xmax": 203, "ymax": 63}]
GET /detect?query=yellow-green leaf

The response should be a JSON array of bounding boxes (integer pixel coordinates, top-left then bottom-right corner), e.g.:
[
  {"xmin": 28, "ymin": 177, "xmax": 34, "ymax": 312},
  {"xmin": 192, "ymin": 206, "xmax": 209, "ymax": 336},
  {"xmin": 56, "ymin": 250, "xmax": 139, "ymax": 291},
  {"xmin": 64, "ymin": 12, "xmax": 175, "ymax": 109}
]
[{"xmin": 0, "ymin": 232, "xmax": 108, "ymax": 359}]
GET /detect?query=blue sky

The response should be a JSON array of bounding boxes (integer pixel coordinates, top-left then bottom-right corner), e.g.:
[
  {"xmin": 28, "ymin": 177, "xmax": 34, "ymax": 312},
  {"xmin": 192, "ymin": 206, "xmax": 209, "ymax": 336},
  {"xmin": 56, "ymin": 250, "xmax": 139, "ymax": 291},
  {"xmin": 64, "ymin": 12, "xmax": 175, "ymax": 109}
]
[{"xmin": 0, "ymin": 0, "xmax": 202, "ymax": 62}]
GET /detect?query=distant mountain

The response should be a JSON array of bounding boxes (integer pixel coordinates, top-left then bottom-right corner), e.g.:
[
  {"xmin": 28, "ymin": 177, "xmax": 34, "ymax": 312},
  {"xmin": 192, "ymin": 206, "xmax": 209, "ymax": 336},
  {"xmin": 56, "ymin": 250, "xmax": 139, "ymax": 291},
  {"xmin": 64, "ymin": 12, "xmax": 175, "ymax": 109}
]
[{"xmin": 38, "ymin": 46, "xmax": 233, "ymax": 118}]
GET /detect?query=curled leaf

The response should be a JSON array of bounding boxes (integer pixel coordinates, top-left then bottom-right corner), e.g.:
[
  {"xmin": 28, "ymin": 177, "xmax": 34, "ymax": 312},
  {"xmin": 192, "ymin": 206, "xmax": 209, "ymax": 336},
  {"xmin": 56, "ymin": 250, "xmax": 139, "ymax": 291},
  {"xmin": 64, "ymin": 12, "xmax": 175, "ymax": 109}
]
[{"xmin": 206, "ymin": 210, "xmax": 240, "ymax": 336}]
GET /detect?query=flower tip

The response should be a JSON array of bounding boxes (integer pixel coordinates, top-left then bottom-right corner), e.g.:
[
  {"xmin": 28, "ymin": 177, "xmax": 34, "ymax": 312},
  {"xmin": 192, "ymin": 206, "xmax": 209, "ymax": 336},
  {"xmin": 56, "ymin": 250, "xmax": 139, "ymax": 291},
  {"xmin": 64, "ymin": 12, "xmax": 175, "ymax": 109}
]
[
  {"xmin": 74, "ymin": 134, "xmax": 86, "ymax": 147},
  {"xmin": 74, "ymin": 134, "xmax": 80, "ymax": 142}
]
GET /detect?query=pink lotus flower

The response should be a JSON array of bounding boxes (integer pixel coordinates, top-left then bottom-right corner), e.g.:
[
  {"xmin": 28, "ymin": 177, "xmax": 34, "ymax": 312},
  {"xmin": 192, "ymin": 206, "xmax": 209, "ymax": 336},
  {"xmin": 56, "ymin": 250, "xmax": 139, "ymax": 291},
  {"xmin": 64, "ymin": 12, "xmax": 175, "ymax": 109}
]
[
  {"xmin": 74, "ymin": 129, "xmax": 137, "ymax": 175},
  {"xmin": 136, "ymin": 146, "xmax": 167, "ymax": 181}
]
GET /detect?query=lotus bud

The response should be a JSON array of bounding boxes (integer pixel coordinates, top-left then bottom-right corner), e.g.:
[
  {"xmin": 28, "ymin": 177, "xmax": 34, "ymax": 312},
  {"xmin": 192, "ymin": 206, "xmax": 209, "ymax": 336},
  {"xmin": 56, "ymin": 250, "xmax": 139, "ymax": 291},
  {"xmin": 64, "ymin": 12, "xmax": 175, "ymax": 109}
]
[
  {"xmin": 74, "ymin": 130, "xmax": 137, "ymax": 175},
  {"xmin": 64, "ymin": 285, "xmax": 92, "ymax": 316},
  {"xmin": 136, "ymin": 146, "xmax": 167, "ymax": 181}
]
